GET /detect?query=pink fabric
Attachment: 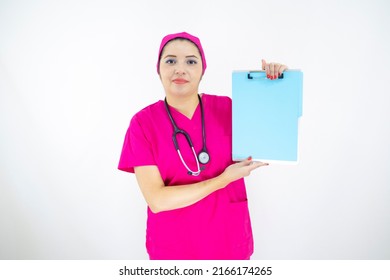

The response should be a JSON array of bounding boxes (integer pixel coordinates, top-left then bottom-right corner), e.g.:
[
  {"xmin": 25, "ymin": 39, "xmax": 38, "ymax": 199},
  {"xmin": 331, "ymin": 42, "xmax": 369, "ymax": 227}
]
[
  {"xmin": 156, "ymin": 32, "xmax": 207, "ymax": 75},
  {"xmin": 118, "ymin": 94, "xmax": 253, "ymax": 259}
]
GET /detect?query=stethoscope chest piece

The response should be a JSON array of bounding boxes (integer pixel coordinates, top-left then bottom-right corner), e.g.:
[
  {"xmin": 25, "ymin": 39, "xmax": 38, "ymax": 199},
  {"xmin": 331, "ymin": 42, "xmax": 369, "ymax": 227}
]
[{"xmin": 198, "ymin": 151, "xmax": 210, "ymax": 165}]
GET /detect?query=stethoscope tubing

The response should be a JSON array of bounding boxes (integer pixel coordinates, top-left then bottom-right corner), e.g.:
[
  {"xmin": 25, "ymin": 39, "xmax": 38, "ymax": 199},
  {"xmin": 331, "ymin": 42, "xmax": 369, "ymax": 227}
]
[{"xmin": 164, "ymin": 94, "xmax": 209, "ymax": 176}]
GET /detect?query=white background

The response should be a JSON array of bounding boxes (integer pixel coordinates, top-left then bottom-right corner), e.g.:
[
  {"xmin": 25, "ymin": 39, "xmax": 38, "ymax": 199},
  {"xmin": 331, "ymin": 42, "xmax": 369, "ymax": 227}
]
[{"xmin": 1, "ymin": 0, "xmax": 389, "ymax": 260}]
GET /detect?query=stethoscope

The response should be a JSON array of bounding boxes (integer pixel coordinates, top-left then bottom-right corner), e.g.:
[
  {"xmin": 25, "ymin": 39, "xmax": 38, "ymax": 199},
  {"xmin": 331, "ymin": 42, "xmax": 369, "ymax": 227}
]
[{"xmin": 164, "ymin": 94, "xmax": 210, "ymax": 176}]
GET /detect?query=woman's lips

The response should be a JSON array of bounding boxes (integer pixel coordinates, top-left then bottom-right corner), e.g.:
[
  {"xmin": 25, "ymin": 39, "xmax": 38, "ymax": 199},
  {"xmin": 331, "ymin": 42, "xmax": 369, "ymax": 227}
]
[{"xmin": 172, "ymin": 78, "xmax": 189, "ymax": 84}]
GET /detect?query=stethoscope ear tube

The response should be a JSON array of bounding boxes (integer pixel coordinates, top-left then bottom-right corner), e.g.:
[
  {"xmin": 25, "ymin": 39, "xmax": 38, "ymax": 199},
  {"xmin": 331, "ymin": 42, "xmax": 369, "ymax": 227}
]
[
  {"xmin": 172, "ymin": 134, "xmax": 179, "ymax": 150},
  {"xmin": 172, "ymin": 129, "xmax": 193, "ymax": 150}
]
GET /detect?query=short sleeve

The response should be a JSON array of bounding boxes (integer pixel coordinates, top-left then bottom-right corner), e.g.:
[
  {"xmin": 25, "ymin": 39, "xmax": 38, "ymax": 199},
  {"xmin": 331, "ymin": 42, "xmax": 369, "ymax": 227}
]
[{"xmin": 118, "ymin": 114, "xmax": 156, "ymax": 173}]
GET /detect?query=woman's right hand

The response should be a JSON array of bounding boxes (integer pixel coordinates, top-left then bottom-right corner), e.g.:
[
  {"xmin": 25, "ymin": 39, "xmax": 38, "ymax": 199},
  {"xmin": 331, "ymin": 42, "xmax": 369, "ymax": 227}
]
[{"xmin": 220, "ymin": 157, "xmax": 269, "ymax": 184}]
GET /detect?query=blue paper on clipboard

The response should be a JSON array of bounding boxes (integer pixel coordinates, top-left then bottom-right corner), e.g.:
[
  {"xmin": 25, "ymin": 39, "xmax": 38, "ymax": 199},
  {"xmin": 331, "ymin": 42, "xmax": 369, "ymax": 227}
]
[{"xmin": 232, "ymin": 70, "xmax": 303, "ymax": 163}]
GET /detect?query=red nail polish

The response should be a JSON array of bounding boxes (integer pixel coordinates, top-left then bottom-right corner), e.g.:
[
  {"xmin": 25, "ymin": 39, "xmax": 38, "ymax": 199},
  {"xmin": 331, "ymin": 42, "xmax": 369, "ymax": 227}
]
[
  {"xmin": 274, "ymin": 75, "xmax": 277, "ymax": 79},
  {"xmin": 248, "ymin": 156, "xmax": 252, "ymax": 160}
]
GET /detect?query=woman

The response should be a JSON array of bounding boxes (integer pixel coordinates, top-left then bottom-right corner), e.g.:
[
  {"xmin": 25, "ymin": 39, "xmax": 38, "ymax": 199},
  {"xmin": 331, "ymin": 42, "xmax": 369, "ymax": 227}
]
[{"xmin": 118, "ymin": 32, "xmax": 288, "ymax": 260}]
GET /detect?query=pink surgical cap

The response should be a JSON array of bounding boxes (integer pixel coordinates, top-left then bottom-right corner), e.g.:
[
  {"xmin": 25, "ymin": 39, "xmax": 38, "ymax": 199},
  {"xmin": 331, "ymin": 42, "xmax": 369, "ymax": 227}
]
[{"xmin": 157, "ymin": 32, "xmax": 207, "ymax": 75}]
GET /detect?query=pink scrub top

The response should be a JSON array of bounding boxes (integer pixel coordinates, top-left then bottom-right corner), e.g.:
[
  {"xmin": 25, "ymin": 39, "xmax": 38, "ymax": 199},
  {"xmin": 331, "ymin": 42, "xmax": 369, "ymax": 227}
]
[{"xmin": 118, "ymin": 94, "xmax": 253, "ymax": 260}]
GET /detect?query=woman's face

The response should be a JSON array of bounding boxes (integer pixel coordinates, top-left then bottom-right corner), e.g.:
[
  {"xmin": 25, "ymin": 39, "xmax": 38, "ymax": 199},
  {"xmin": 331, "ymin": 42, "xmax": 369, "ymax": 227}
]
[{"xmin": 159, "ymin": 39, "xmax": 203, "ymax": 99}]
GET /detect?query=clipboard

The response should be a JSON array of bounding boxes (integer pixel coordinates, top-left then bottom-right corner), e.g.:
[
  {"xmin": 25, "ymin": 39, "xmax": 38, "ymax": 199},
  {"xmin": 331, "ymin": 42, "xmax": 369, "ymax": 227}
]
[{"xmin": 232, "ymin": 70, "xmax": 303, "ymax": 164}]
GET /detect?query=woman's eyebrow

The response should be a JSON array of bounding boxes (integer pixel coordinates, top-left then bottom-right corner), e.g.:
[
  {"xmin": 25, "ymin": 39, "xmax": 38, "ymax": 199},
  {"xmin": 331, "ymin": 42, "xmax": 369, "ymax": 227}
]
[
  {"xmin": 185, "ymin": 55, "xmax": 199, "ymax": 59},
  {"xmin": 163, "ymin": 55, "xmax": 199, "ymax": 59},
  {"xmin": 163, "ymin": 54, "xmax": 177, "ymax": 59}
]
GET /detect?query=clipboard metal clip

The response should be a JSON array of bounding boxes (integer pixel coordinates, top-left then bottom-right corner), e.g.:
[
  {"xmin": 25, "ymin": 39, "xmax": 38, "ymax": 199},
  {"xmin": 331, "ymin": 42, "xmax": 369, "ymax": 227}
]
[{"xmin": 247, "ymin": 71, "xmax": 284, "ymax": 80}]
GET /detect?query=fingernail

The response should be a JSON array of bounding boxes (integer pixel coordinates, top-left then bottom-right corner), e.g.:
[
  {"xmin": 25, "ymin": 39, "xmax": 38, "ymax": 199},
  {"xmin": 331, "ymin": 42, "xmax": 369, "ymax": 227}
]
[
  {"xmin": 274, "ymin": 75, "xmax": 277, "ymax": 79},
  {"xmin": 248, "ymin": 156, "xmax": 252, "ymax": 160},
  {"xmin": 267, "ymin": 75, "xmax": 270, "ymax": 79}
]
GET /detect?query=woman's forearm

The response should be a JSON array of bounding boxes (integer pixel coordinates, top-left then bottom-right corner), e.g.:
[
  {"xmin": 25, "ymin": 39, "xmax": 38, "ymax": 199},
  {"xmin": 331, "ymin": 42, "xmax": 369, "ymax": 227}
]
[
  {"xmin": 134, "ymin": 159, "xmax": 265, "ymax": 213},
  {"xmin": 150, "ymin": 174, "xmax": 229, "ymax": 213}
]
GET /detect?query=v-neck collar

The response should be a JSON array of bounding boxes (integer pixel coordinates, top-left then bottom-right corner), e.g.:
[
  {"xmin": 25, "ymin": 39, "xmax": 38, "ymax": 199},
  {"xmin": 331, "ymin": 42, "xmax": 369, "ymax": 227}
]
[
  {"xmin": 164, "ymin": 94, "xmax": 205, "ymax": 122},
  {"xmin": 169, "ymin": 103, "xmax": 200, "ymax": 122}
]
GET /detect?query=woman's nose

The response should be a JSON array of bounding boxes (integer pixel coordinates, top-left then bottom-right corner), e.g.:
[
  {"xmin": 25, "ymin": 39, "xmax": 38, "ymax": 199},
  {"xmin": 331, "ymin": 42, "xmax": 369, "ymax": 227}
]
[{"xmin": 175, "ymin": 64, "xmax": 186, "ymax": 75}]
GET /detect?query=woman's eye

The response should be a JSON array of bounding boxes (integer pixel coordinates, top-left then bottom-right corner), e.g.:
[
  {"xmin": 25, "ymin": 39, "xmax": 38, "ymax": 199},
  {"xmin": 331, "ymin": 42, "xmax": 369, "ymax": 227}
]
[
  {"xmin": 165, "ymin": 59, "xmax": 176, "ymax": 64},
  {"xmin": 187, "ymin": 59, "xmax": 197, "ymax": 65}
]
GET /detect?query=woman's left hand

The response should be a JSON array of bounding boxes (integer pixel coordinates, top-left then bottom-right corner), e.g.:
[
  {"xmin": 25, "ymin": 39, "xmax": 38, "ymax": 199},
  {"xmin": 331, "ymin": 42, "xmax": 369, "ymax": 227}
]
[{"xmin": 261, "ymin": 59, "xmax": 288, "ymax": 80}]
